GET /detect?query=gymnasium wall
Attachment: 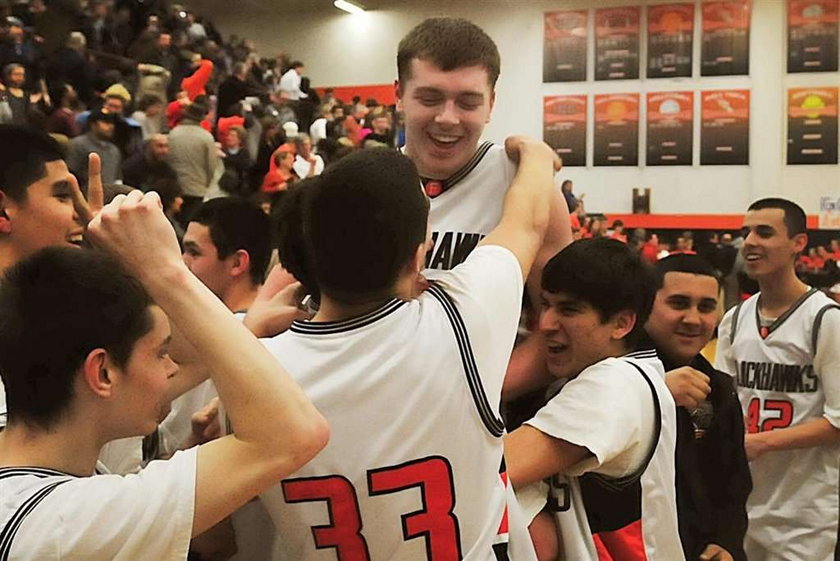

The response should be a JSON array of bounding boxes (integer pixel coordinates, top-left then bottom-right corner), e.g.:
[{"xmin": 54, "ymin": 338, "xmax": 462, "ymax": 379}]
[{"xmin": 189, "ymin": 0, "xmax": 839, "ymax": 217}]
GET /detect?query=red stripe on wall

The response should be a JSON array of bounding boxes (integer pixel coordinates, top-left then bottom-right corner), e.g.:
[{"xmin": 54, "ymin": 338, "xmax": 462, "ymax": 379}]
[
  {"xmin": 604, "ymin": 214, "xmax": 821, "ymax": 230},
  {"xmin": 314, "ymin": 84, "xmax": 396, "ymax": 106}
]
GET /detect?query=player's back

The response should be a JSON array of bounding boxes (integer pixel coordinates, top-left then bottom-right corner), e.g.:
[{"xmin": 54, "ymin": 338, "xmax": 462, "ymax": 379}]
[{"xmin": 260, "ymin": 245, "xmax": 524, "ymax": 560}]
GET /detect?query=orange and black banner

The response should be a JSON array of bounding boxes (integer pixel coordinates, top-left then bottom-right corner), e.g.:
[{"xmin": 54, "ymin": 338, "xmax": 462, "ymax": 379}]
[
  {"xmin": 648, "ymin": 3, "xmax": 694, "ymax": 78},
  {"xmin": 594, "ymin": 93, "xmax": 639, "ymax": 166},
  {"xmin": 647, "ymin": 91, "xmax": 694, "ymax": 166},
  {"xmin": 544, "ymin": 11, "xmax": 588, "ymax": 82},
  {"xmin": 595, "ymin": 6, "xmax": 641, "ymax": 80},
  {"xmin": 787, "ymin": 87, "xmax": 839, "ymax": 164},
  {"xmin": 701, "ymin": 90, "xmax": 750, "ymax": 165},
  {"xmin": 544, "ymin": 95, "xmax": 587, "ymax": 167},
  {"xmin": 701, "ymin": 0, "xmax": 751, "ymax": 76},
  {"xmin": 788, "ymin": 0, "xmax": 839, "ymax": 73}
]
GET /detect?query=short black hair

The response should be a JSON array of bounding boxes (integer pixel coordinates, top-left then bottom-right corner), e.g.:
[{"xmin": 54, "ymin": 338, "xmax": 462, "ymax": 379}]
[
  {"xmin": 542, "ymin": 238, "xmax": 659, "ymax": 347},
  {"xmin": 655, "ymin": 253, "xmax": 720, "ymax": 286},
  {"xmin": 277, "ymin": 149, "xmax": 429, "ymax": 305},
  {"xmin": 0, "ymin": 125, "xmax": 65, "ymax": 202},
  {"xmin": 0, "ymin": 248, "xmax": 154, "ymax": 429},
  {"xmin": 398, "ymin": 17, "xmax": 501, "ymax": 88},
  {"xmin": 189, "ymin": 198, "xmax": 272, "ymax": 285},
  {"xmin": 747, "ymin": 197, "xmax": 807, "ymax": 237}
]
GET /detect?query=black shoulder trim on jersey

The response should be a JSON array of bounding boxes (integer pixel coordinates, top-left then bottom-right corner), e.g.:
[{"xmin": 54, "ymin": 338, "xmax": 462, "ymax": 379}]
[
  {"xmin": 446, "ymin": 141, "xmax": 495, "ymax": 189},
  {"xmin": 586, "ymin": 360, "xmax": 662, "ymax": 491},
  {"xmin": 0, "ymin": 467, "xmax": 75, "ymax": 480},
  {"xmin": 812, "ymin": 304, "xmax": 840, "ymax": 356},
  {"xmin": 289, "ymin": 298, "xmax": 407, "ymax": 335},
  {"xmin": 755, "ymin": 287, "xmax": 820, "ymax": 339},
  {"xmin": 624, "ymin": 349, "xmax": 659, "ymax": 361},
  {"xmin": 0, "ymin": 479, "xmax": 69, "ymax": 560},
  {"xmin": 730, "ymin": 299, "xmax": 746, "ymax": 345},
  {"xmin": 427, "ymin": 282, "xmax": 505, "ymax": 437}
]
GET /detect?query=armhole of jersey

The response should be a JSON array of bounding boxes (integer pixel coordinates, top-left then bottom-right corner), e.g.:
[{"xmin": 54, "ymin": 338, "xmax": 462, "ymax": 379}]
[
  {"xmin": 730, "ymin": 300, "xmax": 746, "ymax": 345},
  {"xmin": 812, "ymin": 304, "xmax": 840, "ymax": 356},
  {"xmin": 0, "ymin": 477, "xmax": 70, "ymax": 559},
  {"xmin": 619, "ymin": 361, "xmax": 663, "ymax": 483},
  {"xmin": 427, "ymin": 282, "xmax": 506, "ymax": 437}
]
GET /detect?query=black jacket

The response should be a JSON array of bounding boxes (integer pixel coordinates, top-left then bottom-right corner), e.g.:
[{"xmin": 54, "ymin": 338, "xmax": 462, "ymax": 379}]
[{"xmin": 658, "ymin": 347, "xmax": 752, "ymax": 561}]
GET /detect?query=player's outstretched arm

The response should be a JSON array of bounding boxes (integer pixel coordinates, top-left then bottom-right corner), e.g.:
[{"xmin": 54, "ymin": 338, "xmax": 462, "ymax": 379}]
[
  {"xmin": 505, "ymin": 425, "xmax": 590, "ymax": 489},
  {"xmin": 479, "ymin": 136, "xmax": 558, "ymax": 281},
  {"xmin": 87, "ymin": 191, "xmax": 329, "ymax": 536}
]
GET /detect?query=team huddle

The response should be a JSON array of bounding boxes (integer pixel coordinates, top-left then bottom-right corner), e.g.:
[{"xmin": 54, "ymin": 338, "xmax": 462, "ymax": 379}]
[{"xmin": 0, "ymin": 17, "xmax": 839, "ymax": 561}]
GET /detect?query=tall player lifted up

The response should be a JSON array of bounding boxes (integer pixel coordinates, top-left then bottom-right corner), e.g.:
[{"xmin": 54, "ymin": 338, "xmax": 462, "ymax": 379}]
[
  {"xmin": 396, "ymin": 19, "xmax": 572, "ymax": 395},
  {"xmin": 716, "ymin": 198, "xmax": 840, "ymax": 561}
]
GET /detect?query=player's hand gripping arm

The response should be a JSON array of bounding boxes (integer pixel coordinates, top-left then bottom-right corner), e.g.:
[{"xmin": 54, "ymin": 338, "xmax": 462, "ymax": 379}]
[
  {"xmin": 479, "ymin": 136, "xmax": 559, "ymax": 281},
  {"xmin": 87, "ymin": 191, "xmax": 329, "ymax": 537}
]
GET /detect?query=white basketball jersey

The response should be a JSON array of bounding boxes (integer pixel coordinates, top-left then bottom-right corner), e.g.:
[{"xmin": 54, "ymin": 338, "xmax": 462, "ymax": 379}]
[
  {"xmin": 717, "ymin": 289, "xmax": 840, "ymax": 558},
  {"xmin": 528, "ymin": 351, "xmax": 684, "ymax": 561},
  {"xmin": 259, "ymin": 246, "xmax": 533, "ymax": 560},
  {"xmin": 424, "ymin": 142, "xmax": 516, "ymax": 275}
]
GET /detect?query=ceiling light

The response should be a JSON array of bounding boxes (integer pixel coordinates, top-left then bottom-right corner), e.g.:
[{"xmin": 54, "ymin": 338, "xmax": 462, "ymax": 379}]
[{"xmin": 334, "ymin": 0, "xmax": 365, "ymax": 14}]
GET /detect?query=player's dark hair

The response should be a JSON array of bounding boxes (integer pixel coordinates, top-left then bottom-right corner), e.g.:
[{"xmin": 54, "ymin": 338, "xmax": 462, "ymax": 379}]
[
  {"xmin": 748, "ymin": 197, "xmax": 807, "ymax": 237},
  {"xmin": 0, "ymin": 248, "xmax": 154, "ymax": 429},
  {"xmin": 189, "ymin": 198, "xmax": 271, "ymax": 285},
  {"xmin": 655, "ymin": 253, "xmax": 721, "ymax": 287},
  {"xmin": 542, "ymin": 238, "xmax": 659, "ymax": 347},
  {"xmin": 0, "ymin": 125, "xmax": 65, "ymax": 203},
  {"xmin": 397, "ymin": 17, "xmax": 501, "ymax": 88},
  {"xmin": 278, "ymin": 149, "xmax": 429, "ymax": 306},
  {"xmin": 274, "ymin": 183, "xmax": 319, "ymax": 299}
]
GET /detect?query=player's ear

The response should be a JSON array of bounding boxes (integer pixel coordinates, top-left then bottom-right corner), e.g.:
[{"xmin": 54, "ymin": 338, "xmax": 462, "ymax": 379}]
[
  {"xmin": 82, "ymin": 348, "xmax": 115, "ymax": 399},
  {"xmin": 792, "ymin": 232, "xmax": 808, "ymax": 255},
  {"xmin": 394, "ymin": 80, "xmax": 404, "ymax": 112},
  {"xmin": 486, "ymin": 90, "xmax": 496, "ymax": 123},
  {"xmin": 610, "ymin": 309, "xmax": 637, "ymax": 341},
  {"xmin": 229, "ymin": 249, "xmax": 251, "ymax": 278},
  {"xmin": 409, "ymin": 241, "xmax": 427, "ymax": 275},
  {"xmin": 0, "ymin": 191, "xmax": 12, "ymax": 234}
]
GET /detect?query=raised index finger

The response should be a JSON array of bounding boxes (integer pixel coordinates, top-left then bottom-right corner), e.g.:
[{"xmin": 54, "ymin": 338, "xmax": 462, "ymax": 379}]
[{"xmin": 86, "ymin": 152, "xmax": 104, "ymax": 216}]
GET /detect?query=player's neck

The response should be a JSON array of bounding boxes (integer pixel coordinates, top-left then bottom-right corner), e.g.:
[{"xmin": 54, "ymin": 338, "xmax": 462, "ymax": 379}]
[
  {"xmin": 222, "ymin": 281, "xmax": 258, "ymax": 314},
  {"xmin": 313, "ymin": 295, "xmax": 392, "ymax": 323},
  {"xmin": 757, "ymin": 269, "xmax": 810, "ymax": 316},
  {"xmin": 0, "ymin": 416, "xmax": 103, "ymax": 476}
]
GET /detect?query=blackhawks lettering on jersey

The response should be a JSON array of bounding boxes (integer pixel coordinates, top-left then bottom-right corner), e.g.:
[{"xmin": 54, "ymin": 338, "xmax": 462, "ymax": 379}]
[
  {"xmin": 737, "ymin": 361, "xmax": 818, "ymax": 393},
  {"xmin": 425, "ymin": 142, "xmax": 516, "ymax": 274}
]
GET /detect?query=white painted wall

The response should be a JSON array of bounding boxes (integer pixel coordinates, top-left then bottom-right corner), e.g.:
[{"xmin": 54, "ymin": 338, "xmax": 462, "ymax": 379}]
[{"xmin": 194, "ymin": 0, "xmax": 838, "ymax": 216}]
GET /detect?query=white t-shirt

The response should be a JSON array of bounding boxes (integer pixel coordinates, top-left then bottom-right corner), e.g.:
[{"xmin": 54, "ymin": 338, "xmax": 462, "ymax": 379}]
[
  {"xmin": 0, "ymin": 447, "xmax": 197, "ymax": 560},
  {"xmin": 292, "ymin": 154, "xmax": 324, "ymax": 179},
  {"xmin": 259, "ymin": 245, "xmax": 535, "ymax": 560},
  {"xmin": 524, "ymin": 351, "xmax": 685, "ymax": 561},
  {"xmin": 716, "ymin": 289, "xmax": 840, "ymax": 559}
]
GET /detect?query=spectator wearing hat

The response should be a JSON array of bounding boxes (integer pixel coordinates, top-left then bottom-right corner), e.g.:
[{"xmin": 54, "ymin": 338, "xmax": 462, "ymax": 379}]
[
  {"xmin": 66, "ymin": 107, "xmax": 122, "ymax": 185},
  {"xmin": 168, "ymin": 96, "xmax": 220, "ymax": 221}
]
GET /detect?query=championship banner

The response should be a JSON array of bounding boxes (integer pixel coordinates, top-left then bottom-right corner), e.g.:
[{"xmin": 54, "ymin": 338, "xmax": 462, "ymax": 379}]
[
  {"xmin": 788, "ymin": 0, "xmax": 839, "ymax": 73},
  {"xmin": 648, "ymin": 3, "xmax": 694, "ymax": 78},
  {"xmin": 701, "ymin": 89, "xmax": 750, "ymax": 165},
  {"xmin": 647, "ymin": 91, "xmax": 694, "ymax": 166},
  {"xmin": 787, "ymin": 87, "xmax": 839, "ymax": 164},
  {"xmin": 595, "ymin": 6, "xmax": 641, "ymax": 80},
  {"xmin": 701, "ymin": 0, "xmax": 751, "ymax": 76},
  {"xmin": 544, "ymin": 11, "xmax": 588, "ymax": 82},
  {"xmin": 544, "ymin": 95, "xmax": 587, "ymax": 167},
  {"xmin": 594, "ymin": 93, "xmax": 639, "ymax": 166}
]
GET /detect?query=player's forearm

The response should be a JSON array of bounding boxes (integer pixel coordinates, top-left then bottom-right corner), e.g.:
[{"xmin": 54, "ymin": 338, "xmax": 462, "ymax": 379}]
[
  {"xmin": 140, "ymin": 265, "xmax": 328, "ymax": 457},
  {"xmin": 502, "ymin": 333, "xmax": 553, "ymax": 401},
  {"xmin": 501, "ymin": 145, "xmax": 554, "ymax": 241},
  {"xmin": 753, "ymin": 416, "xmax": 840, "ymax": 453}
]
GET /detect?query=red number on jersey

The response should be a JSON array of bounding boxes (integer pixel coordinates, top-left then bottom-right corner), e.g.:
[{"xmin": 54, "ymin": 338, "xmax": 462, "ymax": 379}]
[
  {"xmin": 282, "ymin": 475, "xmax": 371, "ymax": 560},
  {"xmin": 746, "ymin": 397, "xmax": 795, "ymax": 433},
  {"xmin": 368, "ymin": 456, "xmax": 462, "ymax": 561},
  {"xmin": 762, "ymin": 399, "xmax": 794, "ymax": 431}
]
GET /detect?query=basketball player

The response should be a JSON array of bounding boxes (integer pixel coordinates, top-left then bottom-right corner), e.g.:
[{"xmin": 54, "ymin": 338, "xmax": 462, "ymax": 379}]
[
  {"xmin": 259, "ymin": 139, "xmax": 555, "ymax": 559},
  {"xmin": 0, "ymin": 125, "xmax": 104, "ymax": 430},
  {"xmin": 716, "ymin": 198, "xmax": 840, "ymax": 561},
  {"xmin": 395, "ymin": 18, "xmax": 572, "ymax": 397},
  {"xmin": 0, "ymin": 190, "xmax": 328, "ymax": 560},
  {"xmin": 505, "ymin": 238, "xmax": 685, "ymax": 561},
  {"xmin": 643, "ymin": 253, "xmax": 750, "ymax": 561}
]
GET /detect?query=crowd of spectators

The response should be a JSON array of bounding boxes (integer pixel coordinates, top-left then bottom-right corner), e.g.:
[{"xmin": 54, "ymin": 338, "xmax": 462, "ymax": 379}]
[{"xmin": 0, "ymin": 0, "xmax": 401, "ymax": 236}]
